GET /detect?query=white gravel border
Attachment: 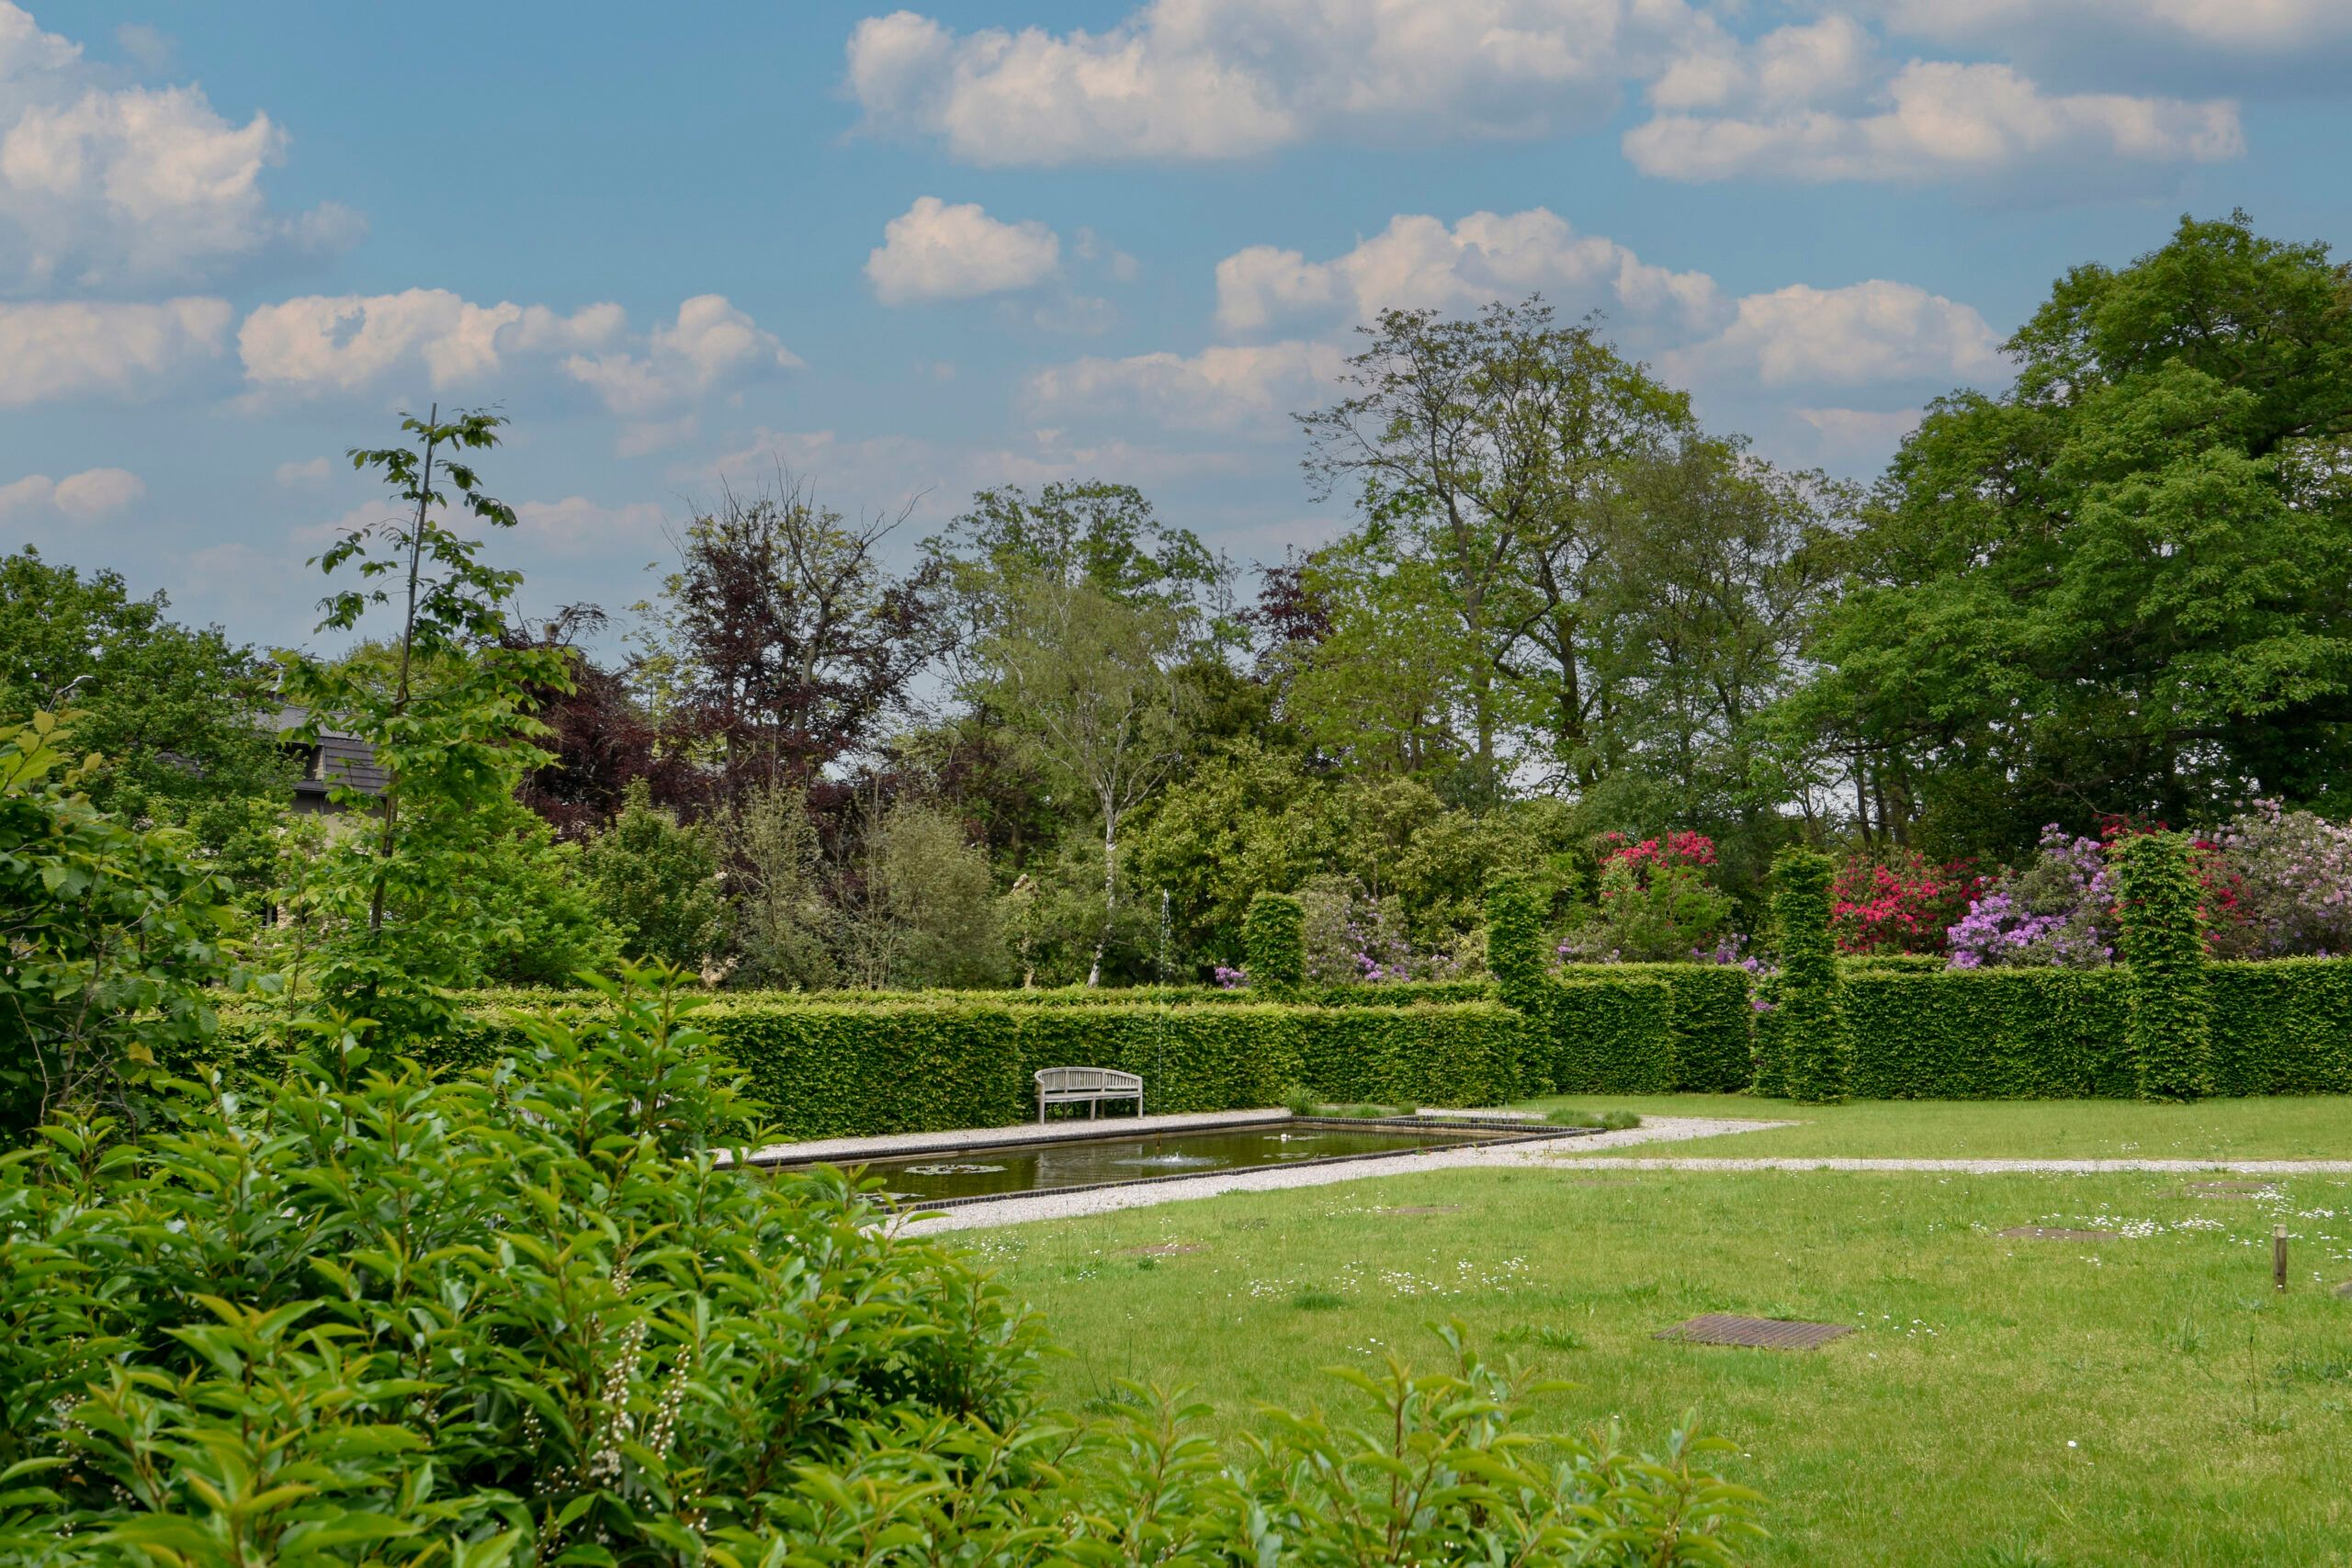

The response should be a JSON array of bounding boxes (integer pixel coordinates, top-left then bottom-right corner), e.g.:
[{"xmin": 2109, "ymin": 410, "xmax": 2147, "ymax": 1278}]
[
  {"xmin": 737, "ymin": 1108, "xmax": 1287, "ymax": 1167},
  {"xmin": 1539, "ymin": 1156, "xmax": 2352, "ymax": 1174},
  {"xmin": 899, "ymin": 1115, "xmax": 1788, "ymax": 1233}
]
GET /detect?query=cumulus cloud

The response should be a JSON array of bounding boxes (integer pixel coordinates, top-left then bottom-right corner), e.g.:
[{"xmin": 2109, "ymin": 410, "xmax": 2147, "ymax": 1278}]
[
  {"xmin": 1664, "ymin": 280, "xmax": 2004, "ymax": 388},
  {"xmin": 236, "ymin": 289, "xmax": 793, "ymax": 418},
  {"xmin": 511, "ymin": 495, "xmax": 669, "ymax": 556},
  {"xmin": 560, "ymin": 294, "xmax": 800, "ymax": 416},
  {"xmin": 0, "ymin": 2, "xmax": 356, "ymax": 289},
  {"xmin": 0, "ymin": 295, "xmax": 226, "ymax": 403},
  {"xmin": 844, "ymin": 0, "xmax": 1701, "ymax": 164},
  {"xmin": 0, "ymin": 463, "xmax": 141, "ymax": 519},
  {"xmin": 274, "ymin": 455, "xmax": 330, "ymax": 487},
  {"xmin": 1024, "ymin": 340, "xmax": 1345, "ymax": 433},
  {"xmin": 1216, "ymin": 208, "xmax": 1724, "ymax": 335},
  {"xmin": 1875, "ymin": 0, "xmax": 2352, "ymax": 56},
  {"xmin": 866, "ymin": 195, "xmax": 1060, "ymax": 304},
  {"xmin": 238, "ymin": 289, "xmax": 622, "ymax": 396},
  {"xmin": 1625, "ymin": 58, "xmax": 2242, "ymax": 184}
]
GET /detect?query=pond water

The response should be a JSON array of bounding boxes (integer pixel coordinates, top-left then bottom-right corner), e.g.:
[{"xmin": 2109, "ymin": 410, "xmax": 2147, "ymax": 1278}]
[{"xmin": 815, "ymin": 1122, "xmax": 1519, "ymax": 1203}]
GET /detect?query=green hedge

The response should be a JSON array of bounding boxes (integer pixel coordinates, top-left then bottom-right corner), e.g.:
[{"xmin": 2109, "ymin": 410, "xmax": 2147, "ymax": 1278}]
[
  {"xmin": 442, "ymin": 981, "xmax": 1499, "ymax": 1011},
  {"xmin": 2205, "ymin": 960, "xmax": 2352, "ymax": 1096},
  {"xmin": 2112, "ymin": 832, "xmax": 2213, "ymax": 1100},
  {"xmin": 1558, "ymin": 964, "xmax": 1752, "ymax": 1092},
  {"xmin": 1844, "ymin": 970, "xmax": 2133, "ymax": 1099},
  {"xmin": 215, "ymin": 995, "xmax": 1527, "ymax": 1139}
]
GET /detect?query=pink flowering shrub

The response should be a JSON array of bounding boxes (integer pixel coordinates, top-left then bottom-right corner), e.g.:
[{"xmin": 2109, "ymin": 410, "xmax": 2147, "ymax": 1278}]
[
  {"xmin": 1295, "ymin": 874, "xmax": 1457, "ymax": 982},
  {"xmin": 1557, "ymin": 830, "xmax": 1736, "ymax": 963},
  {"xmin": 1946, "ymin": 826, "xmax": 2115, "ymax": 968},
  {"xmin": 2208, "ymin": 800, "xmax": 2352, "ymax": 957},
  {"xmin": 1830, "ymin": 849, "xmax": 1981, "ymax": 955}
]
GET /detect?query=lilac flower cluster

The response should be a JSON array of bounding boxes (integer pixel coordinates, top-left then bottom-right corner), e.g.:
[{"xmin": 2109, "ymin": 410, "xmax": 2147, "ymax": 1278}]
[
  {"xmin": 1212, "ymin": 964, "xmax": 1247, "ymax": 989},
  {"xmin": 1946, "ymin": 825, "xmax": 2115, "ymax": 969},
  {"xmin": 1300, "ymin": 875, "xmax": 1452, "ymax": 984}
]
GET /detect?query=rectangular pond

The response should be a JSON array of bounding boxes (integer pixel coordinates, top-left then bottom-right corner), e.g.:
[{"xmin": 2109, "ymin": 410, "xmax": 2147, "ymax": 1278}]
[{"xmin": 769, "ymin": 1117, "xmax": 1580, "ymax": 1207}]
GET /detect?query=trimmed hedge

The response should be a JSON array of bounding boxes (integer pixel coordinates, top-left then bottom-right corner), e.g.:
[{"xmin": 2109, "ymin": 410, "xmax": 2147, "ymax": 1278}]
[
  {"xmin": 1772, "ymin": 848, "xmax": 1849, "ymax": 1104},
  {"xmin": 1242, "ymin": 893, "xmax": 1306, "ymax": 992},
  {"xmin": 1844, "ymin": 970, "xmax": 2132, "ymax": 1100},
  {"xmin": 216, "ymin": 995, "xmax": 1528, "ymax": 1139},
  {"xmin": 1558, "ymin": 964, "xmax": 1752, "ymax": 1092},
  {"xmin": 2208, "ymin": 960, "xmax": 2352, "ymax": 1096},
  {"xmin": 444, "ymin": 981, "xmax": 1499, "ymax": 1010},
  {"xmin": 2112, "ymin": 832, "xmax": 2212, "ymax": 1100}
]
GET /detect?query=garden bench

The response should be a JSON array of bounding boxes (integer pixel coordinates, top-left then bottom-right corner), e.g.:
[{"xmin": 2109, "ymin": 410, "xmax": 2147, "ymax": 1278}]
[{"xmin": 1035, "ymin": 1066, "xmax": 1143, "ymax": 1122}]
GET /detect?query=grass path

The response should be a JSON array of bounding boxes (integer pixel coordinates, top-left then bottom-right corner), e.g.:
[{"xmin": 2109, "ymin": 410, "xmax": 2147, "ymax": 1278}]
[
  {"xmin": 975, "ymin": 1164, "xmax": 2352, "ymax": 1567},
  {"xmin": 1519, "ymin": 1092, "xmax": 2352, "ymax": 1161}
]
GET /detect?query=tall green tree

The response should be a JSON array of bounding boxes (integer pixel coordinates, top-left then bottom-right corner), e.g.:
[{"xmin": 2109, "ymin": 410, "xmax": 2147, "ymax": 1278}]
[
  {"xmin": 1800, "ymin": 212, "xmax": 2352, "ymax": 856},
  {"xmin": 1297, "ymin": 299, "xmax": 1692, "ymax": 784},
  {"xmin": 0, "ymin": 548, "xmax": 291, "ymax": 889},
  {"xmin": 277, "ymin": 408, "xmax": 571, "ymax": 1045}
]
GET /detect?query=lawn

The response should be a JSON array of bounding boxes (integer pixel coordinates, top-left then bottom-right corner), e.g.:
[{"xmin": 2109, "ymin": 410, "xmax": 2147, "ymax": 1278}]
[
  {"xmin": 950, "ymin": 1166, "xmax": 2352, "ymax": 1566},
  {"xmin": 1516, "ymin": 1092, "xmax": 2352, "ymax": 1161}
]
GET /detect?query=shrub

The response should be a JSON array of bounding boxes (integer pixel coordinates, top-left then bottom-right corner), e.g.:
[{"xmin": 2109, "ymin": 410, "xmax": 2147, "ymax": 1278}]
[
  {"xmin": 1559, "ymin": 830, "xmax": 1736, "ymax": 962},
  {"xmin": 2208, "ymin": 799, "xmax": 2352, "ymax": 957},
  {"xmin": 1558, "ymin": 963, "xmax": 1753, "ymax": 1092},
  {"xmin": 2112, "ymin": 830, "xmax": 2212, "ymax": 1100},
  {"xmin": 1830, "ymin": 848, "xmax": 1980, "ymax": 955},
  {"xmin": 1946, "ymin": 826, "xmax": 2114, "ymax": 969},
  {"xmin": 580, "ymin": 776, "xmax": 723, "ymax": 969},
  {"xmin": 1772, "ymin": 847, "xmax": 1849, "ymax": 1104},
  {"xmin": 0, "ymin": 712, "xmax": 251, "ymax": 1144}
]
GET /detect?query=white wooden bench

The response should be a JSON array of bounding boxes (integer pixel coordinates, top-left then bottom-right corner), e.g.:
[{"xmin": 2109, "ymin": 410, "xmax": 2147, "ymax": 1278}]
[{"xmin": 1035, "ymin": 1066, "xmax": 1143, "ymax": 1122}]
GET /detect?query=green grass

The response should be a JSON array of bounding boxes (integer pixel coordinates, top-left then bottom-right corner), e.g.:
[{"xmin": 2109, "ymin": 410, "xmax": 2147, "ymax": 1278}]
[
  {"xmin": 1519, "ymin": 1092, "xmax": 2352, "ymax": 1160},
  {"xmin": 948, "ymin": 1167, "xmax": 2352, "ymax": 1566}
]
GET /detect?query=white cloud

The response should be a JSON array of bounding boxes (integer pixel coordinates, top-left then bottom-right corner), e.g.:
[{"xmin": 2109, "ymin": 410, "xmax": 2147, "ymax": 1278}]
[
  {"xmin": 0, "ymin": 463, "xmax": 141, "ymax": 519},
  {"xmin": 1216, "ymin": 207, "xmax": 1724, "ymax": 335},
  {"xmin": 866, "ymin": 195, "xmax": 1060, "ymax": 304},
  {"xmin": 561, "ymin": 294, "xmax": 799, "ymax": 415},
  {"xmin": 1648, "ymin": 16, "xmax": 1876, "ymax": 113},
  {"xmin": 235, "ymin": 289, "xmax": 792, "ymax": 415},
  {"xmin": 0, "ymin": 2, "xmax": 354, "ymax": 289},
  {"xmin": 1666, "ymin": 280, "xmax": 2004, "ymax": 388},
  {"xmin": 274, "ymin": 455, "xmax": 331, "ymax": 487},
  {"xmin": 1024, "ymin": 340, "xmax": 1345, "ymax": 433},
  {"xmin": 1624, "ymin": 60, "xmax": 2242, "ymax": 184},
  {"xmin": 0, "ymin": 295, "xmax": 226, "ymax": 404},
  {"xmin": 1876, "ymin": 0, "xmax": 2352, "ymax": 56},
  {"xmin": 844, "ymin": 0, "xmax": 1702, "ymax": 164}
]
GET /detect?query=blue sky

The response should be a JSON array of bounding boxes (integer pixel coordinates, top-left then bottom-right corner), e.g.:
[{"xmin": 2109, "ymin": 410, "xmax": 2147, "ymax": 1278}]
[{"xmin": 4, "ymin": 0, "xmax": 2348, "ymax": 653}]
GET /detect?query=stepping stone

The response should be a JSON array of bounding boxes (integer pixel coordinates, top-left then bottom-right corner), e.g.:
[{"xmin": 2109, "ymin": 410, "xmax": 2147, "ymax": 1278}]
[
  {"xmin": 2001, "ymin": 1226, "xmax": 2122, "ymax": 1242},
  {"xmin": 2334, "ymin": 1280, "xmax": 2352, "ymax": 1300},
  {"xmin": 2184, "ymin": 1180, "xmax": 2278, "ymax": 1198},
  {"xmin": 1379, "ymin": 1204, "xmax": 1463, "ymax": 1216},
  {"xmin": 1119, "ymin": 1242, "xmax": 1203, "ymax": 1256},
  {"xmin": 1655, "ymin": 1314, "xmax": 1852, "ymax": 1350}
]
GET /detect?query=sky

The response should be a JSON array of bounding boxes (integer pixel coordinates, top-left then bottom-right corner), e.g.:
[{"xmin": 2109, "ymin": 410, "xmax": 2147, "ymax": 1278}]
[{"xmin": 3, "ymin": 0, "xmax": 2349, "ymax": 655}]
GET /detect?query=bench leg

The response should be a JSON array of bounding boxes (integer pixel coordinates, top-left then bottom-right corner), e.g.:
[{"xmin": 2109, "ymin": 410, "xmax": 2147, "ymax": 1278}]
[
  {"xmin": 1038, "ymin": 1091, "xmax": 1046, "ymax": 1123},
  {"xmin": 1089, "ymin": 1098, "xmax": 1097, "ymax": 1120}
]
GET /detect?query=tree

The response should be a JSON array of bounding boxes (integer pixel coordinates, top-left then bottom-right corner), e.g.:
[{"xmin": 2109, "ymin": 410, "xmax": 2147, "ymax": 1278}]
[
  {"xmin": 718, "ymin": 781, "xmax": 834, "ymax": 988},
  {"xmin": 1802, "ymin": 212, "xmax": 2352, "ymax": 858},
  {"xmin": 0, "ymin": 713, "xmax": 249, "ymax": 1141},
  {"xmin": 640, "ymin": 475, "xmax": 947, "ymax": 805},
  {"xmin": 582, "ymin": 779, "xmax": 725, "ymax": 970},
  {"xmin": 1297, "ymin": 299, "xmax": 1692, "ymax": 784},
  {"xmin": 980, "ymin": 576, "xmax": 1191, "ymax": 986},
  {"xmin": 837, "ymin": 800, "xmax": 1007, "ymax": 988},
  {"xmin": 277, "ymin": 408, "xmax": 571, "ymax": 1046},
  {"xmin": 0, "ymin": 547, "xmax": 291, "ymax": 891},
  {"xmin": 508, "ymin": 604, "xmax": 695, "ymax": 837}
]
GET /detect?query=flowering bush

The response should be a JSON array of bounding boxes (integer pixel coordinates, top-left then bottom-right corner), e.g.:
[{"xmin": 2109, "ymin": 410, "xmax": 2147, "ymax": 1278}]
[
  {"xmin": 1212, "ymin": 963, "xmax": 1248, "ymax": 988},
  {"xmin": 1557, "ymin": 831, "xmax": 1736, "ymax": 963},
  {"xmin": 1947, "ymin": 826, "xmax": 2115, "ymax": 968},
  {"xmin": 1829, "ymin": 849, "xmax": 1981, "ymax": 955},
  {"xmin": 2208, "ymin": 799, "xmax": 2352, "ymax": 957},
  {"xmin": 1297, "ymin": 873, "xmax": 1459, "ymax": 982}
]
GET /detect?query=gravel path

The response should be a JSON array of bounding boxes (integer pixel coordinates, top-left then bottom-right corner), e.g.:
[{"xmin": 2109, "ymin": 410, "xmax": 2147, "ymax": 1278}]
[{"xmin": 899, "ymin": 1115, "xmax": 1787, "ymax": 1233}]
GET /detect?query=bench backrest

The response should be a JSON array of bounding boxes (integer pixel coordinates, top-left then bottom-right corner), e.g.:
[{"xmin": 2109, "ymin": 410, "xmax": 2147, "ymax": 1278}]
[{"xmin": 1034, "ymin": 1066, "xmax": 1142, "ymax": 1093}]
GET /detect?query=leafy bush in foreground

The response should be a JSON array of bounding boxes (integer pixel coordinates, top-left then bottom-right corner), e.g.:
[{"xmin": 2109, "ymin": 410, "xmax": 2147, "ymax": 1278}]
[{"xmin": 0, "ymin": 972, "xmax": 1765, "ymax": 1565}]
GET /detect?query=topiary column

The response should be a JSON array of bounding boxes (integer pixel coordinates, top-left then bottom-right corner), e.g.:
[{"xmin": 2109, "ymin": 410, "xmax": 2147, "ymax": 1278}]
[
  {"xmin": 2111, "ymin": 831, "xmax": 2211, "ymax": 1101},
  {"xmin": 1483, "ymin": 872, "xmax": 1547, "ymax": 1014},
  {"xmin": 1241, "ymin": 892, "xmax": 1306, "ymax": 995},
  {"xmin": 1771, "ymin": 846, "xmax": 1849, "ymax": 1105}
]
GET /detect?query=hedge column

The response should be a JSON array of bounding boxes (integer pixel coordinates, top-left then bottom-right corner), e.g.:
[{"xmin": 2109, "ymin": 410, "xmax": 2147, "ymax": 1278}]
[
  {"xmin": 2111, "ymin": 831, "xmax": 2211, "ymax": 1101},
  {"xmin": 1771, "ymin": 847, "xmax": 1849, "ymax": 1105},
  {"xmin": 1484, "ymin": 873, "xmax": 1546, "ymax": 1014},
  {"xmin": 1241, "ymin": 892, "xmax": 1306, "ymax": 996}
]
